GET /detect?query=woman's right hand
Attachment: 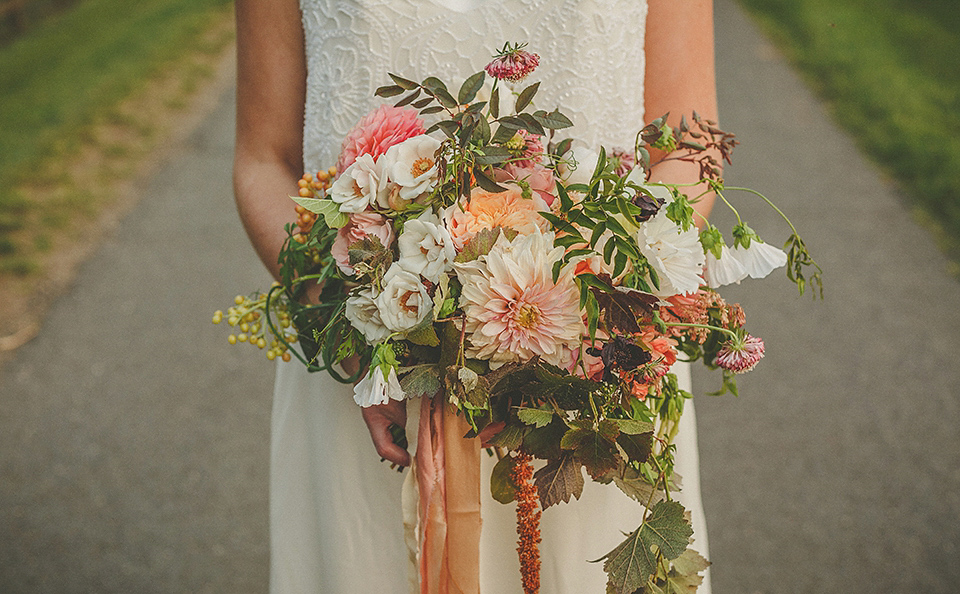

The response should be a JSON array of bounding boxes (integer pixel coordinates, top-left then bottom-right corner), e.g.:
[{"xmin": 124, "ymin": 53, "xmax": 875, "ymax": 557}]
[{"xmin": 361, "ymin": 399, "xmax": 411, "ymax": 467}]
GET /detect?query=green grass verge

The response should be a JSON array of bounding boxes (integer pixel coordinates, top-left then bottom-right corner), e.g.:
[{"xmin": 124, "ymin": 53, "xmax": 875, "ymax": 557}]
[
  {"xmin": 0, "ymin": 0, "xmax": 232, "ymax": 274},
  {"xmin": 737, "ymin": 0, "xmax": 960, "ymax": 259}
]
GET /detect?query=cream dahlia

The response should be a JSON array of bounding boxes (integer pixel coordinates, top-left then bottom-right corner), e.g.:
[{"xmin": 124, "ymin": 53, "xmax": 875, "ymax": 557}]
[{"xmin": 454, "ymin": 231, "xmax": 584, "ymax": 368}]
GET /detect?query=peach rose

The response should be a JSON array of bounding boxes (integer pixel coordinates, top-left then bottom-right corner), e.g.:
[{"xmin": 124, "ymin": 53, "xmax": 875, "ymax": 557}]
[
  {"xmin": 445, "ymin": 185, "xmax": 549, "ymax": 250},
  {"xmin": 331, "ymin": 212, "xmax": 395, "ymax": 275}
]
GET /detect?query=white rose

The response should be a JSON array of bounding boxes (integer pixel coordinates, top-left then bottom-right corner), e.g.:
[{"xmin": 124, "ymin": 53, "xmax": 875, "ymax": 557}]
[
  {"xmin": 353, "ymin": 366, "xmax": 405, "ymax": 407},
  {"xmin": 345, "ymin": 287, "xmax": 391, "ymax": 344},
  {"xmin": 378, "ymin": 135, "xmax": 442, "ymax": 204},
  {"xmin": 329, "ymin": 154, "xmax": 381, "ymax": 213},
  {"xmin": 375, "ymin": 263, "xmax": 432, "ymax": 332},
  {"xmin": 557, "ymin": 146, "xmax": 600, "ymax": 187},
  {"xmin": 397, "ymin": 210, "xmax": 455, "ymax": 282}
]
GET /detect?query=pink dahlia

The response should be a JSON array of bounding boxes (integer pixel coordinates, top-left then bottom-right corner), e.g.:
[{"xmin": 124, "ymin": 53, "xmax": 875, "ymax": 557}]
[
  {"xmin": 336, "ymin": 105, "xmax": 425, "ymax": 173},
  {"xmin": 485, "ymin": 44, "xmax": 540, "ymax": 82},
  {"xmin": 454, "ymin": 231, "xmax": 584, "ymax": 369},
  {"xmin": 715, "ymin": 333, "xmax": 765, "ymax": 374}
]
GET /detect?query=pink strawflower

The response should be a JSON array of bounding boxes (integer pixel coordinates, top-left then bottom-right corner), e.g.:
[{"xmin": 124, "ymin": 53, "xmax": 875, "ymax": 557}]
[
  {"xmin": 485, "ymin": 44, "xmax": 540, "ymax": 82},
  {"xmin": 716, "ymin": 333, "xmax": 765, "ymax": 374},
  {"xmin": 336, "ymin": 105, "xmax": 426, "ymax": 172}
]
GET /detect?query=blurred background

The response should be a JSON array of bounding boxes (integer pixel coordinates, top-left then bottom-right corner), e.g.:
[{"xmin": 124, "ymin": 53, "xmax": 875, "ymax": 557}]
[{"xmin": 1, "ymin": 0, "xmax": 958, "ymax": 592}]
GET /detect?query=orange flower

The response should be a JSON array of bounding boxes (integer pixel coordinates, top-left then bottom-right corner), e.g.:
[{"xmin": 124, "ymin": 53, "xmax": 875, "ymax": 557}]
[{"xmin": 446, "ymin": 185, "xmax": 549, "ymax": 250}]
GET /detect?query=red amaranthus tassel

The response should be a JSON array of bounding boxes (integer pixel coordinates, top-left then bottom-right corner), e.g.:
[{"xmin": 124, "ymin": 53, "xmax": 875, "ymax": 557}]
[{"xmin": 510, "ymin": 451, "xmax": 541, "ymax": 594}]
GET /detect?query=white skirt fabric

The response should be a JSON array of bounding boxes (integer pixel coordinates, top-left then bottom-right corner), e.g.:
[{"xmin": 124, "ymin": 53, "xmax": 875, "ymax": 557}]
[{"xmin": 269, "ymin": 361, "xmax": 711, "ymax": 593}]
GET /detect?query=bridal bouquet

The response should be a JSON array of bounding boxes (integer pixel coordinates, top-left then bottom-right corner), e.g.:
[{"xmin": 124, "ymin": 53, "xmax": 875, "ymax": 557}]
[{"xmin": 216, "ymin": 44, "xmax": 820, "ymax": 594}]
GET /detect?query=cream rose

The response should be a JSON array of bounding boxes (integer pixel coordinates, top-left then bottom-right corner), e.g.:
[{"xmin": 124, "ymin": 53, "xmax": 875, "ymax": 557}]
[{"xmin": 375, "ymin": 263, "xmax": 432, "ymax": 332}]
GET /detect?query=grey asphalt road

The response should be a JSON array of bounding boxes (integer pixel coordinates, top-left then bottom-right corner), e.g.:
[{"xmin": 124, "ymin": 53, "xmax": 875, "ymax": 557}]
[{"xmin": 2, "ymin": 1, "xmax": 959, "ymax": 592}]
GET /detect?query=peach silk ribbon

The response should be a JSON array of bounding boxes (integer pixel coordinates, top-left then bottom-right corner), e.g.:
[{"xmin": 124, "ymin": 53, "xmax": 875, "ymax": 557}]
[{"xmin": 415, "ymin": 393, "xmax": 482, "ymax": 594}]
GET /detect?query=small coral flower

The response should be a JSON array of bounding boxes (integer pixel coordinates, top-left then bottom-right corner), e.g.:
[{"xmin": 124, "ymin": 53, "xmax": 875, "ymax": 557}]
[
  {"xmin": 485, "ymin": 43, "xmax": 540, "ymax": 82},
  {"xmin": 716, "ymin": 333, "xmax": 765, "ymax": 374}
]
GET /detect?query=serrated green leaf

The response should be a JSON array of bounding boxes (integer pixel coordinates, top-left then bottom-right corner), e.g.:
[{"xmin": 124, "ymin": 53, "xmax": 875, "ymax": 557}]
[
  {"xmin": 611, "ymin": 465, "xmax": 666, "ymax": 506},
  {"xmin": 533, "ymin": 453, "xmax": 584, "ymax": 509},
  {"xmin": 487, "ymin": 423, "xmax": 526, "ymax": 450},
  {"xmin": 614, "ymin": 418, "xmax": 654, "ymax": 435},
  {"xmin": 600, "ymin": 501, "xmax": 694, "ymax": 594},
  {"xmin": 398, "ymin": 365, "xmax": 442, "ymax": 399},
  {"xmin": 406, "ymin": 321, "xmax": 440, "ymax": 347},
  {"xmin": 517, "ymin": 407, "xmax": 554, "ymax": 428},
  {"xmin": 454, "ymin": 227, "xmax": 502, "ymax": 263}
]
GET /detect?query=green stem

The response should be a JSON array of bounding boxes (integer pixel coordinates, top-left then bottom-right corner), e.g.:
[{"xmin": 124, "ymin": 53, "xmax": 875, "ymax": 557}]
[
  {"xmin": 662, "ymin": 321, "xmax": 738, "ymax": 342},
  {"xmin": 725, "ymin": 185, "xmax": 800, "ymax": 236},
  {"xmin": 715, "ymin": 188, "xmax": 743, "ymax": 225}
]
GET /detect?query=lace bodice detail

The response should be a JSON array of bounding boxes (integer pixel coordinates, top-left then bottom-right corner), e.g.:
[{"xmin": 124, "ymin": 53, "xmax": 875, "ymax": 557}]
[{"xmin": 300, "ymin": 0, "xmax": 648, "ymax": 171}]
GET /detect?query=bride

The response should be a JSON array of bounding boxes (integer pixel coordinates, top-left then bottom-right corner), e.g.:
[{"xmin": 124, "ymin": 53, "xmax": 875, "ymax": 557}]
[{"xmin": 233, "ymin": 1, "xmax": 717, "ymax": 592}]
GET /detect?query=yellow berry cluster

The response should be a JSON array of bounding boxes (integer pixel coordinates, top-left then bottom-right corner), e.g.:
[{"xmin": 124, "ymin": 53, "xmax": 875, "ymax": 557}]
[
  {"xmin": 293, "ymin": 168, "xmax": 337, "ymax": 244},
  {"xmin": 212, "ymin": 286, "xmax": 298, "ymax": 362}
]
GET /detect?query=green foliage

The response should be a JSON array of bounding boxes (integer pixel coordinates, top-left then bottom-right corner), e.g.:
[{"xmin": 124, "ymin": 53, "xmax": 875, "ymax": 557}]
[
  {"xmin": 738, "ymin": 0, "xmax": 960, "ymax": 260},
  {"xmin": 0, "ymin": 0, "xmax": 232, "ymax": 270},
  {"xmin": 600, "ymin": 500, "xmax": 694, "ymax": 594}
]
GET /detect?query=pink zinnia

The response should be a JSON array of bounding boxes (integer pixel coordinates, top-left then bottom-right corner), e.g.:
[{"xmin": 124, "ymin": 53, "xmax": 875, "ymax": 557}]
[
  {"xmin": 609, "ymin": 148, "xmax": 636, "ymax": 177},
  {"xmin": 484, "ymin": 46, "xmax": 540, "ymax": 82},
  {"xmin": 715, "ymin": 333, "xmax": 765, "ymax": 374},
  {"xmin": 336, "ymin": 105, "xmax": 425, "ymax": 173}
]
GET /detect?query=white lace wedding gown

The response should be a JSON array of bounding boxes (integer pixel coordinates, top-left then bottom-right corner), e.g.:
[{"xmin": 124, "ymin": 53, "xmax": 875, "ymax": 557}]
[{"xmin": 270, "ymin": 1, "xmax": 712, "ymax": 592}]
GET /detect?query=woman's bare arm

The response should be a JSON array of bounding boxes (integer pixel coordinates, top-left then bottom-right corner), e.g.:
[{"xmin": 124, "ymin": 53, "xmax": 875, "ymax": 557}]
[
  {"xmin": 645, "ymin": 0, "xmax": 718, "ymax": 221},
  {"xmin": 234, "ymin": 0, "xmax": 307, "ymax": 278}
]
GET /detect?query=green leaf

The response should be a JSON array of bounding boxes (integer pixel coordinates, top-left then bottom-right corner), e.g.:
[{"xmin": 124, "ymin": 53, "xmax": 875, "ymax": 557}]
[
  {"xmin": 454, "ymin": 227, "xmax": 502, "ymax": 263},
  {"xmin": 533, "ymin": 453, "xmax": 584, "ymax": 509},
  {"xmin": 458, "ymin": 71, "xmax": 486, "ymax": 104},
  {"xmin": 515, "ymin": 81, "xmax": 540, "ymax": 112},
  {"xmin": 517, "ymin": 407, "xmax": 554, "ymax": 428},
  {"xmin": 599, "ymin": 501, "xmax": 695, "ymax": 594},
  {"xmin": 375, "ymin": 84, "xmax": 404, "ymax": 98},
  {"xmin": 395, "ymin": 88, "xmax": 422, "ymax": 107},
  {"xmin": 617, "ymin": 431, "xmax": 654, "ymax": 465},
  {"xmin": 611, "ymin": 465, "xmax": 666, "ymax": 506},
  {"xmin": 490, "ymin": 87, "xmax": 500, "ymax": 119},
  {"xmin": 522, "ymin": 418, "xmax": 567, "ymax": 460},
  {"xmin": 398, "ymin": 365, "xmax": 442, "ymax": 399},
  {"xmin": 474, "ymin": 169, "xmax": 508, "ymax": 193},
  {"xmin": 487, "ymin": 423, "xmax": 526, "ymax": 450},
  {"xmin": 490, "ymin": 454, "xmax": 518, "ymax": 504},
  {"xmin": 290, "ymin": 196, "xmax": 349, "ymax": 229},
  {"xmin": 614, "ymin": 418, "xmax": 654, "ymax": 435},
  {"xmin": 517, "ymin": 112, "xmax": 546, "ymax": 136},
  {"xmin": 420, "ymin": 105, "xmax": 445, "ymax": 115},
  {"xmin": 388, "ymin": 73, "xmax": 418, "ymax": 90},
  {"xmin": 532, "ymin": 109, "xmax": 574, "ymax": 129},
  {"xmin": 491, "ymin": 122, "xmax": 519, "ymax": 144},
  {"xmin": 405, "ymin": 320, "xmax": 440, "ymax": 347},
  {"xmin": 473, "ymin": 146, "xmax": 512, "ymax": 165}
]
